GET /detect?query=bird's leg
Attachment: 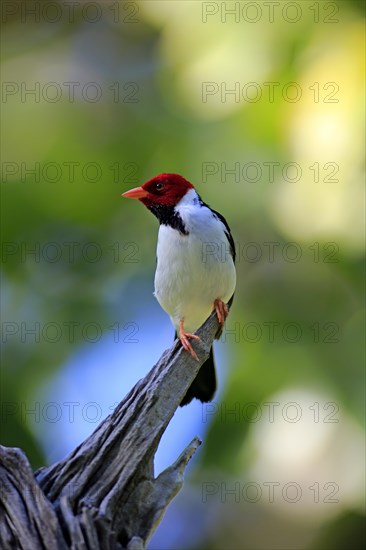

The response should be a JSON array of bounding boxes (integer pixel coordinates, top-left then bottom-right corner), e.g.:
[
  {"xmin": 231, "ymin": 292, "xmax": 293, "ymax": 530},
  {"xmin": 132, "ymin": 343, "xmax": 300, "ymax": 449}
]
[
  {"xmin": 214, "ymin": 298, "xmax": 229, "ymax": 326},
  {"xmin": 179, "ymin": 319, "xmax": 201, "ymax": 362}
]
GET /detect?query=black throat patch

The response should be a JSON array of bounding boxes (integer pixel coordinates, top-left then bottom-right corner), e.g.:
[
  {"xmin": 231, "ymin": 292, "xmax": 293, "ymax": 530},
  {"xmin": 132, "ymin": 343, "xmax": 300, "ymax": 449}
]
[{"xmin": 148, "ymin": 204, "xmax": 189, "ymax": 235}]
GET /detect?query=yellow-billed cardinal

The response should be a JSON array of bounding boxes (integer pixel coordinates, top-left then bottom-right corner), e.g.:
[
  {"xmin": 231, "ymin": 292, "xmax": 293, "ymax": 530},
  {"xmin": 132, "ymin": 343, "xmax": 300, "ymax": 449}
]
[{"xmin": 122, "ymin": 173, "xmax": 236, "ymax": 406}]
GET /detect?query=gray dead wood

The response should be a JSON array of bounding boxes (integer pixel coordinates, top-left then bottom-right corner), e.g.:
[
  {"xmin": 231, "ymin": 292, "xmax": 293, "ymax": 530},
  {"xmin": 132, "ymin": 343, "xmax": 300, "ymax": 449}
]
[{"xmin": 0, "ymin": 310, "xmax": 222, "ymax": 549}]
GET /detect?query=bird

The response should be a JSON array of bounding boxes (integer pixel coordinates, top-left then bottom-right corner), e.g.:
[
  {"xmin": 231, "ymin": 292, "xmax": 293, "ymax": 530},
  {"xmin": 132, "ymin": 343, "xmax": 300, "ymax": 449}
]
[{"xmin": 122, "ymin": 173, "xmax": 236, "ymax": 406}]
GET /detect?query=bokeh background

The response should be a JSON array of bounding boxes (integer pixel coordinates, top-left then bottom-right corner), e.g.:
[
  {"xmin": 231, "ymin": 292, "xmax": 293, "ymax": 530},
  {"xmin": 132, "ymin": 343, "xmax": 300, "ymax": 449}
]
[{"xmin": 1, "ymin": 1, "xmax": 365, "ymax": 548}]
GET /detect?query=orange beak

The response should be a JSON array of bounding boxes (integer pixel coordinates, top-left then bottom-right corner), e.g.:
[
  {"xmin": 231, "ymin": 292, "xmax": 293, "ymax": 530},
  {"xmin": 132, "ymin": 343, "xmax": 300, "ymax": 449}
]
[{"xmin": 121, "ymin": 186, "xmax": 149, "ymax": 200}]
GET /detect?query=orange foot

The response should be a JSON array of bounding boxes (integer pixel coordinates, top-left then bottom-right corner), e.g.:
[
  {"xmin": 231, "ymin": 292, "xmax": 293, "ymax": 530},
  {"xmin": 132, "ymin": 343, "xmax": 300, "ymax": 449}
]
[
  {"xmin": 179, "ymin": 319, "xmax": 201, "ymax": 362},
  {"xmin": 214, "ymin": 298, "xmax": 229, "ymax": 326}
]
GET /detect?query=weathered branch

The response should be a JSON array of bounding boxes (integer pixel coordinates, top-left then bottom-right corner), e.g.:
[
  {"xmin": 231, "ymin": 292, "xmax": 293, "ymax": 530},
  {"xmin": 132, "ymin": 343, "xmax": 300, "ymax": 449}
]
[{"xmin": 0, "ymin": 310, "xmax": 222, "ymax": 549}]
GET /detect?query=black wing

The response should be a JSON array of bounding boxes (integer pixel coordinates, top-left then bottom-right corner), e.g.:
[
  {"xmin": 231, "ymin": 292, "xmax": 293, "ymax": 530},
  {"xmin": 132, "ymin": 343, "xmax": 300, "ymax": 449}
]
[
  {"xmin": 210, "ymin": 208, "xmax": 236, "ymax": 263},
  {"xmin": 199, "ymin": 197, "xmax": 236, "ymax": 263}
]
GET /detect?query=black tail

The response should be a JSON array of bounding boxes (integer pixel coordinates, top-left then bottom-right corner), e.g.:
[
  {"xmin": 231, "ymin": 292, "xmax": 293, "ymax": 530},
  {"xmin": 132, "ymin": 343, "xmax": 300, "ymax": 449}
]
[
  {"xmin": 180, "ymin": 347, "xmax": 216, "ymax": 407},
  {"xmin": 178, "ymin": 296, "xmax": 234, "ymax": 406}
]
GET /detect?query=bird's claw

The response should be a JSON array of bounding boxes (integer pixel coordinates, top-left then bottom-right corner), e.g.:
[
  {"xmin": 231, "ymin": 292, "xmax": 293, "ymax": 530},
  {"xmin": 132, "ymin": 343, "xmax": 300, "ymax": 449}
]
[
  {"xmin": 179, "ymin": 320, "xmax": 201, "ymax": 361},
  {"xmin": 214, "ymin": 299, "xmax": 229, "ymax": 325}
]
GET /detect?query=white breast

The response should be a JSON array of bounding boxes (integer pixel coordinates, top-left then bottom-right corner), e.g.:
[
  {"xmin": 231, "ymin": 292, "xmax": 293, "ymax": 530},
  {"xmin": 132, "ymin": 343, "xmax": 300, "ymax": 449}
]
[{"xmin": 154, "ymin": 192, "xmax": 236, "ymax": 333}]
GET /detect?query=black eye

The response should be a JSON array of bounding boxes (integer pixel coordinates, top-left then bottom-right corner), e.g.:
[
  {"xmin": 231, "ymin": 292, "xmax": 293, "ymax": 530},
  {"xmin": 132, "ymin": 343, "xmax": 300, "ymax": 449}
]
[{"xmin": 155, "ymin": 182, "xmax": 164, "ymax": 190}]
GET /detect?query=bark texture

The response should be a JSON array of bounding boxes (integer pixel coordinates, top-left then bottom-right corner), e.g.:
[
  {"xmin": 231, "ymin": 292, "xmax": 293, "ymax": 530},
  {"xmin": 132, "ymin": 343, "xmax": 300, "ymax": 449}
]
[{"xmin": 0, "ymin": 310, "xmax": 222, "ymax": 549}]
